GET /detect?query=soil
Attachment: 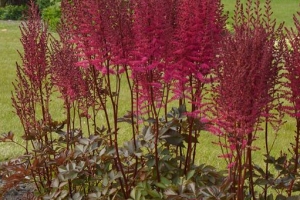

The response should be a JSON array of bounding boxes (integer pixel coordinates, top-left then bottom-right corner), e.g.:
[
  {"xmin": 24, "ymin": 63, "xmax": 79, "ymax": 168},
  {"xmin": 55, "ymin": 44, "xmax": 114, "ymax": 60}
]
[
  {"xmin": 1, "ymin": 182, "xmax": 35, "ymax": 200},
  {"xmin": 0, "ymin": 161, "xmax": 36, "ymax": 200}
]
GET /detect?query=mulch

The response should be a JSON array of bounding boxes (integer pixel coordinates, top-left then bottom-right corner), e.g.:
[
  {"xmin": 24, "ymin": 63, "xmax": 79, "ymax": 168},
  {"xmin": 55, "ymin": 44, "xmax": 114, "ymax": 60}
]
[
  {"xmin": 1, "ymin": 182, "xmax": 35, "ymax": 200},
  {"xmin": 0, "ymin": 161, "xmax": 36, "ymax": 200}
]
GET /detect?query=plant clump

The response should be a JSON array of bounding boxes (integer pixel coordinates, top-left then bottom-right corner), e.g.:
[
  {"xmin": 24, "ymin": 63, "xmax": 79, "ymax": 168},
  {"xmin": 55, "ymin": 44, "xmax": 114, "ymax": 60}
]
[{"xmin": 1, "ymin": 0, "xmax": 300, "ymax": 199}]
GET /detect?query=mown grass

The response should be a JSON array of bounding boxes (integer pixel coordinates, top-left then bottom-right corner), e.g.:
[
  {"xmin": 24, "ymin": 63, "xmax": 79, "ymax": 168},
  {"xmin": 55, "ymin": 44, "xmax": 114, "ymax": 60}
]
[
  {"xmin": 222, "ymin": 0, "xmax": 299, "ymax": 29},
  {"xmin": 0, "ymin": 1, "xmax": 299, "ymax": 170},
  {"xmin": 0, "ymin": 20, "xmax": 24, "ymax": 160}
]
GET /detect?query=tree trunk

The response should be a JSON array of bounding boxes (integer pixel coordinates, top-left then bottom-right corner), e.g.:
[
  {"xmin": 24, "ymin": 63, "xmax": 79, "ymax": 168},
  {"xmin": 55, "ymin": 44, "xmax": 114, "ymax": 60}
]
[
  {"xmin": 0, "ymin": 0, "xmax": 8, "ymax": 7},
  {"xmin": 0, "ymin": 0, "xmax": 28, "ymax": 7},
  {"xmin": 10, "ymin": 0, "xmax": 28, "ymax": 6}
]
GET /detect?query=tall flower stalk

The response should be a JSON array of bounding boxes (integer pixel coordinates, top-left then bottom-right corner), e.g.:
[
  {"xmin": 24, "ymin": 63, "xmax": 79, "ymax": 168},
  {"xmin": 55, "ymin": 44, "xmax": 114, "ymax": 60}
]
[
  {"xmin": 9, "ymin": 0, "xmax": 227, "ymax": 197},
  {"xmin": 61, "ymin": 0, "xmax": 134, "ymax": 196},
  {"xmin": 61, "ymin": 0, "xmax": 226, "ymax": 185},
  {"xmin": 284, "ymin": 11, "xmax": 300, "ymax": 196},
  {"xmin": 11, "ymin": 0, "xmax": 54, "ymax": 193},
  {"xmin": 49, "ymin": 22, "xmax": 89, "ymax": 147},
  {"xmin": 169, "ymin": 0, "xmax": 226, "ymax": 172},
  {"xmin": 210, "ymin": 0, "xmax": 284, "ymax": 198},
  {"xmin": 129, "ymin": 0, "xmax": 176, "ymax": 181}
]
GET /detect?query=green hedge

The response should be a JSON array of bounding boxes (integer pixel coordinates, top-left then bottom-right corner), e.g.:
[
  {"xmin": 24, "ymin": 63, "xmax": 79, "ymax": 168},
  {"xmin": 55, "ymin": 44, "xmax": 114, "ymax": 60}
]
[
  {"xmin": 0, "ymin": 5, "xmax": 27, "ymax": 20},
  {"xmin": 41, "ymin": 3, "xmax": 61, "ymax": 30}
]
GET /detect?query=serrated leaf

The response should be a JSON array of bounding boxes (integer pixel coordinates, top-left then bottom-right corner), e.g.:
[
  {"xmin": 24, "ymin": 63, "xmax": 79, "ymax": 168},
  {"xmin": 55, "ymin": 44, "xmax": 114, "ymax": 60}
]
[
  {"xmin": 99, "ymin": 147, "xmax": 106, "ymax": 156},
  {"xmin": 88, "ymin": 193, "xmax": 101, "ymax": 199},
  {"xmin": 162, "ymin": 130, "xmax": 184, "ymax": 146},
  {"xmin": 103, "ymin": 174, "xmax": 109, "ymax": 187},
  {"xmin": 72, "ymin": 192, "xmax": 82, "ymax": 200},
  {"xmin": 66, "ymin": 171, "xmax": 78, "ymax": 180},
  {"xmin": 58, "ymin": 173, "xmax": 65, "ymax": 181},
  {"xmin": 79, "ymin": 138, "xmax": 90, "ymax": 145},
  {"xmin": 58, "ymin": 166, "xmax": 67, "ymax": 173},
  {"xmin": 67, "ymin": 162, "xmax": 76, "ymax": 171},
  {"xmin": 155, "ymin": 182, "xmax": 167, "ymax": 189},
  {"xmin": 147, "ymin": 189, "xmax": 161, "ymax": 198},
  {"xmin": 146, "ymin": 158, "xmax": 155, "ymax": 167},
  {"xmin": 160, "ymin": 176, "xmax": 171, "ymax": 186},
  {"xmin": 226, "ymin": 193, "xmax": 236, "ymax": 199},
  {"xmin": 208, "ymin": 176, "xmax": 216, "ymax": 184},
  {"xmin": 275, "ymin": 164, "xmax": 284, "ymax": 170},
  {"xmin": 159, "ymin": 127, "xmax": 170, "ymax": 136},
  {"xmin": 109, "ymin": 187, "xmax": 117, "ymax": 195},
  {"xmin": 55, "ymin": 130, "xmax": 66, "ymax": 136},
  {"xmin": 146, "ymin": 118, "xmax": 156, "ymax": 124},
  {"xmin": 78, "ymin": 161, "xmax": 85, "ymax": 169},
  {"xmin": 59, "ymin": 181, "xmax": 68, "ymax": 188},
  {"xmin": 144, "ymin": 126, "xmax": 154, "ymax": 142},
  {"xmin": 276, "ymin": 156, "xmax": 286, "ymax": 164},
  {"xmin": 164, "ymin": 188, "xmax": 177, "ymax": 196},
  {"xmin": 265, "ymin": 155, "xmax": 276, "ymax": 164},
  {"xmin": 59, "ymin": 190, "xmax": 68, "ymax": 199},
  {"xmin": 254, "ymin": 178, "xmax": 269, "ymax": 186},
  {"xmin": 206, "ymin": 186, "xmax": 219, "ymax": 196},
  {"xmin": 74, "ymin": 144, "xmax": 86, "ymax": 157},
  {"xmin": 188, "ymin": 182, "xmax": 196, "ymax": 194},
  {"xmin": 254, "ymin": 164, "xmax": 266, "ymax": 176},
  {"xmin": 135, "ymin": 189, "xmax": 141, "ymax": 200},
  {"xmin": 186, "ymin": 169, "xmax": 195, "ymax": 180},
  {"xmin": 51, "ymin": 178, "xmax": 59, "ymax": 188},
  {"xmin": 200, "ymin": 189, "xmax": 212, "ymax": 197},
  {"xmin": 43, "ymin": 195, "xmax": 53, "ymax": 200},
  {"xmin": 117, "ymin": 117, "xmax": 132, "ymax": 124},
  {"xmin": 130, "ymin": 188, "xmax": 136, "ymax": 199}
]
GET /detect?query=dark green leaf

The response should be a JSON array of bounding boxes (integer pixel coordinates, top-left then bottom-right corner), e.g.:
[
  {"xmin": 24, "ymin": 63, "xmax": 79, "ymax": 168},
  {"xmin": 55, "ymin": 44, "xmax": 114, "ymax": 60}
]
[
  {"xmin": 146, "ymin": 158, "xmax": 155, "ymax": 167},
  {"xmin": 146, "ymin": 118, "xmax": 156, "ymax": 123},
  {"xmin": 186, "ymin": 169, "xmax": 195, "ymax": 180},
  {"xmin": 161, "ymin": 130, "xmax": 184, "ymax": 146},
  {"xmin": 276, "ymin": 156, "xmax": 287, "ymax": 164},
  {"xmin": 254, "ymin": 178, "xmax": 269, "ymax": 186},
  {"xmin": 275, "ymin": 194, "xmax": 287, "ymax": 200},
  {"xmin": 182, "ymin": 133, "xmax": 198, "ymax": 143},
  {"xmin": 155, "ymin": 182, "xmax": 167, "ymax": 189},
  {"xmin": 117, "ymin": 117, "xmax": 133, "ymax": 124}
]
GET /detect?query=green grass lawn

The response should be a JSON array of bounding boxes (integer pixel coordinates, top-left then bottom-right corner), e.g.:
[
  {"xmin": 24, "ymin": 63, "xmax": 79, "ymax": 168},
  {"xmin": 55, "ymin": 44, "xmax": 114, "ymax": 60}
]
[
  {"xmin": 0, "ymin": 20, "xmax": 24, "ymax": 160},
  {"xmin": 222, "ymin": 0, "xmax": 299, "ymax": 28},
  {"xmin": 0, "ymin": 1, "xmax": 299, "ymax": 170}
]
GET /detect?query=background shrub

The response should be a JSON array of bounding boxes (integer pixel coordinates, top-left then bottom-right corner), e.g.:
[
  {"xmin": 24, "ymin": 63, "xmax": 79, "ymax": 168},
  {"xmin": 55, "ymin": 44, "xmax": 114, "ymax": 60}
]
[
  {"xmin": 0, "ymin": 0, "xmax": 61, "ymax": 29},
  {"xmin": 36, "ymin": 0, "xmax": 52, "ymax": 10},
  {"xmin": 36, "ymin": 0, "xmax": 61, "ymax": 30},
  {"xmin": 41, "ymin": 2, "xmax": 60, "ymax": 30},
  {"xmin": 2, "ymin": 0, "xmax": 300, "ymax": 199},
  {"xmin": 0, "ymin": 5, "xmax": 26, "ymax": 20}
]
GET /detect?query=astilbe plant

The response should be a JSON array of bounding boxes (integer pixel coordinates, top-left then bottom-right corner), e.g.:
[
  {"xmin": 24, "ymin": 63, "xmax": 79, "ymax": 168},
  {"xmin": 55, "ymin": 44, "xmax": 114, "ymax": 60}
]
[
  {"xmin": 62, "ymin": 0, "xmax": 226, "ymax": 188},
  {"xmin": 129, "ymin": 0, "xmax": 174, "ymax": 115},
  {"xmin": 168, "ymin": 0, "xmax": 226, "ymax": 173},
  {"xmin": 2, "ymin": 1, "xmax": 89, "ymax": 197},
  {"xmin": 59, "ymin": 0, "xmax": 226, "ymax": 197},
  {"xmin": 283, "ymin": 10, "xmax": 300, "ymax": 197},
  {"xmin": 169, "ymin": 0, "xmax": 225, "ymax": 103},
  {"xmin": 12, "ymin": 0, "xmax": 52, "ymax": 142},
  {"xmin": 129, "ymin": 0, "xmax": 227, "ymax": 177},
  {"xmin": 5, "ymin": 0, "xmax": 55, "ymax": 196},
  {"xmin": 0, "ymin": 0, "xmax": 294, "ymax": 199},
  {"xmin": 129, "ymin": 0, "xmax": 177, "ymax": 182},
  {"xmin": 61, "ymin": 0, "xmax": 136, "ymax": 197},
  {"xmin": 49, "ymin": 23, "xmax": 91, "ymax": 146},
  {"xmin": 209, "ymin": 0, "xmax": 285, "ymax": 198}
]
